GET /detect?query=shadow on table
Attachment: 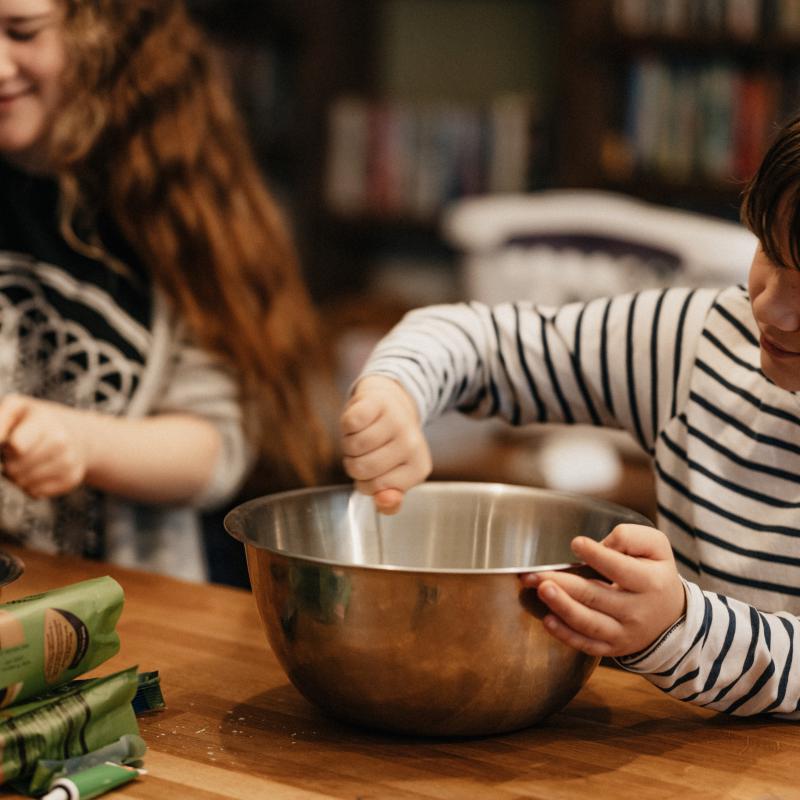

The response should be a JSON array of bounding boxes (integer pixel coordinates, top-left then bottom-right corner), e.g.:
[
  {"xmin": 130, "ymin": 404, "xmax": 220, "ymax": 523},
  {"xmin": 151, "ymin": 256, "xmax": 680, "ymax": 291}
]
[{"xmin": 205, "ymin": 682, "xmax": 771, "ymax": 792}]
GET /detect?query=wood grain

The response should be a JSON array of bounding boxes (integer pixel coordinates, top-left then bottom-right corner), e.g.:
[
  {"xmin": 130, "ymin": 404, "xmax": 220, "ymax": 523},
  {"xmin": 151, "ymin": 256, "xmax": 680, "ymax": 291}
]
[{"xmin": 0, "ymin": 545, "xmax": 798, "ymax": 799}]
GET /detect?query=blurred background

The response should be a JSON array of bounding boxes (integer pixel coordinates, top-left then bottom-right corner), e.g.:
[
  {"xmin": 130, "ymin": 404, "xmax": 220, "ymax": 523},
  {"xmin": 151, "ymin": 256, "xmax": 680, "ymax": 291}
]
[{"xmin": 188, "ymin": 0, "xmax": 790, "ymax": 577}]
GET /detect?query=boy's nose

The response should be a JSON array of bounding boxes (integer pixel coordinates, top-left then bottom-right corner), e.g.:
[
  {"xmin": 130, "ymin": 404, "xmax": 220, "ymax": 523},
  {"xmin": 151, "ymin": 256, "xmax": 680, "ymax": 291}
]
[
  {"xmin": 0, "ymin": 41, "xmax": 17, "ymax": 82},
  {"xmin": 757, "ymin": 279, "xmax": 800, "ymax": 332}
]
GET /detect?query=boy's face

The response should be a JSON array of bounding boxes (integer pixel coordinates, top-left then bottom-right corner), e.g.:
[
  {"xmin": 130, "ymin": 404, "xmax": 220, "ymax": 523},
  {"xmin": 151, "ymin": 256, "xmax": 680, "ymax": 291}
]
[
  {"xmin": 749, "ymin": 242, "xmax": 800, "ymax": 392},
  {"xmin": 0, "ymin": 0, "xmax": 66, "ymax": 169}
]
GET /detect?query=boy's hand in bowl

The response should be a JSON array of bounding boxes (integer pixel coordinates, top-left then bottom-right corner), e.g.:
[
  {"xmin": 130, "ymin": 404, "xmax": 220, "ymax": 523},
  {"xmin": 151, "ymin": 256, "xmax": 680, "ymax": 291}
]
[{"xmin": 340, "ymin": 375, "xmax": 431, "ymax": 514}]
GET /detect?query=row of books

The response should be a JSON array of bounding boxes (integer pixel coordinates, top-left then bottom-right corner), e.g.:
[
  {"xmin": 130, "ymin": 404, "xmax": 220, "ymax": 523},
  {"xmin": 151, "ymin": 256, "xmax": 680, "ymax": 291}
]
[
  {"xmin": 615, "ymin": 58, "xmax": 799, "ymax": 184},
  {"xmin": 614, "ymin": 0, "xmax": 800, "ymax": 39},
  {"xmin": 324, "ymin": 95, "xmax": 536, "ymax": 221}
]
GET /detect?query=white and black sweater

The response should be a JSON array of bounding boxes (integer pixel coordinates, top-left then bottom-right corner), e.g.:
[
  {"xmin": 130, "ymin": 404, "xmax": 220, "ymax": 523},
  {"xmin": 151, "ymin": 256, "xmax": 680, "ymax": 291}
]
[
  {"xmin": 0, "ymin": 158, "xmax": 250, "ymax": 580},
  {"xmin": 363, "ymin": 285, "xmax": 800, "ymax": 718}
]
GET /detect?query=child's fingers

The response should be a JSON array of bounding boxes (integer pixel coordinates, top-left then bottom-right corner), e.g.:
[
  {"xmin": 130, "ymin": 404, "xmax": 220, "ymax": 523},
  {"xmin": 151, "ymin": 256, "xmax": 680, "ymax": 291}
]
[
  {"xmin": 536, "ymin": 578, "xmax": 622, "ymax": 647},
  {"xmin": 343, "ymin": 437, "xmax": 407, "ymax": 482},
  {"xmin": 601, "ymin": 524, "xmax": 673, "ymax": 560},
  {"xmin": 571, "ymin": 532, "xmax": 661, "ymax": 593},
  {"xmin": 0, "ymin": 394, "xmax": 30, "ymax": 445},
  {"xmin": 373, "ymin": 488, "xmax": 404, "ymax": 514},
  {"xmin": 7, "ymin": 417, "xmax": 61, "ymax": 458},
  {"xmin": 340, "ymin": 395, "xmax": 382, "ymax": 436},
  {"xmin": 354, "ymin": 460, "xmax": 428, "ymax": 500},
  {"xmin": 540, "ymin": 613, "xmax": 614, "ymax": 657},
  {"xmin": 521, "ymin": 570, "xmax": 627, "ymax": 619},
  {"xmin": 11, "ymin": 465, "xmax": 71, "ymax": 498},
  {"xmin": 340, "ymin": 414, "xmax": 394, "ymax": 458},
  {"xmin": 2, "ymin": 423, "xmax": 49, "ymax": 471}
]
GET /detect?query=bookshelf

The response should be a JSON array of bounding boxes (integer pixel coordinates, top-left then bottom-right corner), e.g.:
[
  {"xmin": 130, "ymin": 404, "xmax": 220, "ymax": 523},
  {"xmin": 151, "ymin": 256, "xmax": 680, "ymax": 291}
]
[
  {"xmin": 555, "ymin": 0, "xmax": 800, "ymax": 220},
  {"xmin": 187, "ymin": 0, "xmax": 797, "ymax": 300},
  {"xmin": 320, "ymin": 0, "xmax": 560, "ymax": 303},
  {"xmin": 186, "ymin": 0, "xmax": 378, "ymax": 301},
  {"xmin": 189, "ymin": 0, "xmax": 560, "ymax": 304}
]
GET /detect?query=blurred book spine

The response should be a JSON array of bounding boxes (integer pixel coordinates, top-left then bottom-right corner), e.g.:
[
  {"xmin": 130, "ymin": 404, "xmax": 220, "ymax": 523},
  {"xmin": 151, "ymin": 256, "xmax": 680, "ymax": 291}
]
[
  {"xmin": 324, "ymin": 94, "xmax": 537, "ymax": 220},
  {"xmin": 610, "ymin": 57, "xmax": 793, "ymax": 184},
  {"xmin": 613, "ymin": 0, "xmax": 800, "ymax": 39}
]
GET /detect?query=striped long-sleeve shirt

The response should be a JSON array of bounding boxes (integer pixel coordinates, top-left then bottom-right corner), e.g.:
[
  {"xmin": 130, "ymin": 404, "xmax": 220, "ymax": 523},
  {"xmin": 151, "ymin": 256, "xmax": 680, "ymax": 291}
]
[{"xmin": 362, "ymin": 284, "xmax": 800, "ymax": 718}]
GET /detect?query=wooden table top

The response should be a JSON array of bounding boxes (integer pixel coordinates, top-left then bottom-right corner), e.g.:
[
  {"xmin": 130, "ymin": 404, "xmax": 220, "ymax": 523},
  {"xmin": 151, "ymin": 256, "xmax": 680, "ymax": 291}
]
[{"xmin": 0, "ymin": 544, "xmax": 798, "ymax": 800}]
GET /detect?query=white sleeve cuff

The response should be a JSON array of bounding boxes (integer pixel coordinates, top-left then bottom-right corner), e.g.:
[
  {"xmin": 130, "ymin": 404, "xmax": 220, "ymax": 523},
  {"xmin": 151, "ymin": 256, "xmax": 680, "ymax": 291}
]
[{"xmin": 615, "ymin": 578, "xmax": 706, "ymax": 674}]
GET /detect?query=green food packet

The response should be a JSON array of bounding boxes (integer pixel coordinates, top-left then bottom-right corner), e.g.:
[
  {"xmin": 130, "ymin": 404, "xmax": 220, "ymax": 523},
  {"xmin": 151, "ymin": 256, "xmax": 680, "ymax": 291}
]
[
  {"xmin": 21, "ymin": 733, "xmax": 146, "ymax": 796},
  {"xmin": 0, "ymin": 577, "xmax": 123, "ymax": 707},
  {"xmin": 0, "ymin": 666, "xmax": 140, "ymax": 787}
]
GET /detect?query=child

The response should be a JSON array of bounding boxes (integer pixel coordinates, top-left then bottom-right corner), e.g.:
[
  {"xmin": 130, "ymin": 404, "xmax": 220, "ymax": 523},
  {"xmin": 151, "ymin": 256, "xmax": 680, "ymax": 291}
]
[
  {"xmin": 341, "ymin": 110, "xmax": 800, "ymax": 718},
  {"xmin": 0, "ymin": 0, "xmax": 328, "ymax": 579}
]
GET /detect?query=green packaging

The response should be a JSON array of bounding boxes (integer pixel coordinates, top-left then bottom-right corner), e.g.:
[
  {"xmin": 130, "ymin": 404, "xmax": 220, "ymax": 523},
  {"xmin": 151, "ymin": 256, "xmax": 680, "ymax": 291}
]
[
  {"xmin": 0, "ymin": 578, "xmax": 123, "ymax": 707},
  {"xmin": 0, "ymin": 667, "xmax": 141, "ymax": 787},
  {"xmin": 43, "ymin": 761, "xmax": 145, "ymax": 800},
  {"xmin": 23, "ymin": 733, "xmax": 146, "ymax": 796}
]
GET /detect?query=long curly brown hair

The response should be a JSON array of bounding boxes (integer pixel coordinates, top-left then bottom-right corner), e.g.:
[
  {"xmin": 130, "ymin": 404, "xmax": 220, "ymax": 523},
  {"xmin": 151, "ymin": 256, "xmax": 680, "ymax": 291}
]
[{"xmin": 46, "ymin": 0, "xmax": 330, "ymax": 490}]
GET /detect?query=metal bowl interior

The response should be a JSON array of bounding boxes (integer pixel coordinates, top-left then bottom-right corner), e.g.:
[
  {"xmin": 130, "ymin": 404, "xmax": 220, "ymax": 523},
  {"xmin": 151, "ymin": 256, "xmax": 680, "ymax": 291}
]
[
  {"xmin": 225, "ymin": 482, "xmax": 650, "ymax": 572},
  {"xmin": 225, "ymin": 482, "xmax": 651, "ymax": 737}
]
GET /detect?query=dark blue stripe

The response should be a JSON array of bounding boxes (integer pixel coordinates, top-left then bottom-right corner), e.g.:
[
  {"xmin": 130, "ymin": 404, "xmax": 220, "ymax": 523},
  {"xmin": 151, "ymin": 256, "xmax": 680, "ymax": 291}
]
[
  {"xmin": 678, "ymin": 413, "xmax": 800, "ymax": 485},
  {"xmin": 764, "ymin": 617, "xmax": 794, "ymax": 712},
  {"xmin": 489, "ymin": 309, "xmax": 520, "ymax": 425},
  {"xmin": 650, "ymin": 290, "xmax": 666, "ymax": 442},
  {"xmin": 713, "ymin": 302, "xmax": 759, "ymax": 347},
  {"xmin": 514, "ymin": 304, "xmax": 546, "ymax": 422},
  {"xmin": 457, "ymin": 385, "xmax": 487, "ymax": 414},
  {"xmin": 671, "ymin": 290, "xmax": 695, "ymax": 418},
  {"xmin": 568, "ymin": 304, "xmax": 601, "ymax": 425},
  {"xmin": 690, "ymin": 391, "xmax": 800, "ymax": 457},
  {"xmin": 656, "ymin": 461, "xmax": 800, "ymax": 538},
  {"xmin": 684, "ymin": 596, "xmax": 736, "ymax": 702},
  {"xmin": 700, "ymin": 562, "xmax": 800, "ymax": 598},
  {"xmin": 626, "ymin": 292, "xmax": 647, "ymax": 449},
  {"xmin": 706, "ymin": 606, "xmax": 760, "ymax": 706},
  {"xmin": 665, "ymin": 667, "xmax": 700, "ymax": 692},
  {"xmin": 672, "ymin": 545, "xmax": 700, "ymax": 573},
  {"xmin": 725, "ymin": 660, "xmax": 776, "ymax": 714},
  {"xmin": 652, "ymin": 595, "xmax": 712, "ymax": 678},
  {"xmin": 701, "ymin": 329, "xmax": 759, "ymax": 373},
  {"xmin": 696, "ymin": 359, "xmax": 800, "ymax": 427},
  {"xmin": 541, "ymin": 313, "xmax": 574, "ymax": 423},
  {"xmin": 600, "ymin": 298, "xmax": 615, "ymax": 416},
  {"xmin": 660, "ymin": 431, "xmax": 800, "ymax": 509},
  {"xmin": 660, "ymin": 501, "xmax": 800, "ymax": 569}
]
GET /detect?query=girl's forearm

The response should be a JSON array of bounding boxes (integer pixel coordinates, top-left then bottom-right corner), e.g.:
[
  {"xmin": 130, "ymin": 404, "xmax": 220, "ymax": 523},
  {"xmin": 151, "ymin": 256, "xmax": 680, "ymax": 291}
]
[{"xmin": 78, "ymin": 410, "xmax": 222, "ymax": 504}]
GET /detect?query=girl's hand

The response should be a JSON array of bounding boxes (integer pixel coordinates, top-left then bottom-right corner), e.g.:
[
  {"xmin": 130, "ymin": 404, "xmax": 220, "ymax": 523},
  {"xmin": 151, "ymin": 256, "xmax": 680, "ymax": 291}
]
[
  {"xmin": 520, "ymin": 524, "xmax": 686, "ymax": 657},
  {"xmin": 0, "ymin": 394, "xmax": 91, "ymax": 499},
  {"xmin": 340, "ymin": 375, "xmax": 431, "ymax": 514}
]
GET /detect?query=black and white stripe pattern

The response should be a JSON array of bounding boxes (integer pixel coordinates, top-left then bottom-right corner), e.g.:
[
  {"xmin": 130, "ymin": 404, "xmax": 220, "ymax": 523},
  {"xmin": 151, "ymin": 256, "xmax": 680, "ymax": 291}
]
[{"xmin": 364, "ymin": 285, "xmax": 800, "ymax": 718}]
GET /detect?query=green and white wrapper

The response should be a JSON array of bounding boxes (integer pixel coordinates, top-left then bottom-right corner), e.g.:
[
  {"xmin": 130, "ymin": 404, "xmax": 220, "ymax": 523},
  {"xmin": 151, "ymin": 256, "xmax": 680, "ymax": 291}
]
[{"xmin": 0, "ymin": 577, "xmax": 123, "ymax": 707}]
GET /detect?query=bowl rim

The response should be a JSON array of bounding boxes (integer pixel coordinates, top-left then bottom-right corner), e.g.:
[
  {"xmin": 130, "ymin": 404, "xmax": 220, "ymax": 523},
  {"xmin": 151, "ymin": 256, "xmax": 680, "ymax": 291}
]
[{"xmin": 223, "ymin": 481, "xmax": 653, "ymax": 575}]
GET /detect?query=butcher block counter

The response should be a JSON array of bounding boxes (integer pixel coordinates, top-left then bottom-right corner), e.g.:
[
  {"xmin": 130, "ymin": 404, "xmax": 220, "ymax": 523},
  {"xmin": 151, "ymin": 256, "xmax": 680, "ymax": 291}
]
[{"xmin": 0, "ymin": 544, "xmax": 797, "ymax": 800}]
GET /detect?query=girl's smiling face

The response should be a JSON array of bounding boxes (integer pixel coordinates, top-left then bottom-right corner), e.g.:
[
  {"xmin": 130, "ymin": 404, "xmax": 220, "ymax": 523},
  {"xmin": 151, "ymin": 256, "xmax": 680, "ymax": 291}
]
[
  {"xmin": 0, "ymin": 0, "xmax": 66, "ymax": 169},
  {"xmin": 749, "ymin": 240, "xmax": 800, "ymax": 392}
]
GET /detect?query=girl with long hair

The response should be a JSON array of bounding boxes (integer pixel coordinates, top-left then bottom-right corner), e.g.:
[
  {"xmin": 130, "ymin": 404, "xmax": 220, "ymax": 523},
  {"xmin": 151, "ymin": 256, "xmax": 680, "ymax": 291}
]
[{"xmin": 0, "ymin": 0, "xmax": 329, "ymax": 579}]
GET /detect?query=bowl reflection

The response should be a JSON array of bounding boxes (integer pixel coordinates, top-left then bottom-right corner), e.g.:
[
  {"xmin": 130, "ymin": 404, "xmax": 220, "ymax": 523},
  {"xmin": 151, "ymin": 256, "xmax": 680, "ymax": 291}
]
[{"xmin": 225, "ymin": 482, "xmax": 650, "ymax": 736}]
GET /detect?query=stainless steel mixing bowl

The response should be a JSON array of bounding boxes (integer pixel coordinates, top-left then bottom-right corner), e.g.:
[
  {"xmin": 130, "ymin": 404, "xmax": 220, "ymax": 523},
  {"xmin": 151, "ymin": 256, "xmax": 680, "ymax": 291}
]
[{"xmin": 224, "ymin": 482, "xmax": 650, "ymax": 736}]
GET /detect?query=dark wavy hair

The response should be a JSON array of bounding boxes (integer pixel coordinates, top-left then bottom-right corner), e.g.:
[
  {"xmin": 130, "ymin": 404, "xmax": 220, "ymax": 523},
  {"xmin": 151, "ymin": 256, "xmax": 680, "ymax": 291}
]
[
  {"xmin": 741, "ymin": 112, "xmax": 800, "ymax": 270},
  {"xmin": 44, "ymin": 0, "xmax": 331, "ymax": 489}
]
